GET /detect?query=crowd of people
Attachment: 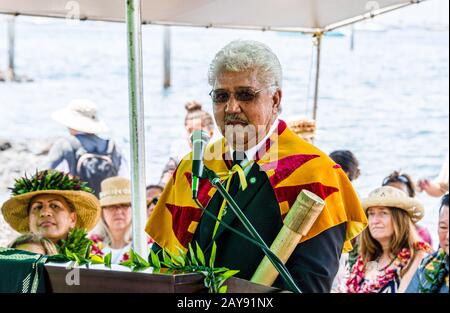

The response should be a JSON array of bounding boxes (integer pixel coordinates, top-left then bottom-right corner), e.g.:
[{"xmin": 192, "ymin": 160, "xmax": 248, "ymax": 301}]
[{"xmin": 0, "ymin": 39, "xmax": 448, "ymax": 294}]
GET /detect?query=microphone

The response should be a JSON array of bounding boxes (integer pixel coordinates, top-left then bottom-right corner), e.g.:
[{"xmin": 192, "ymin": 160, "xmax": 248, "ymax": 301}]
[{"xmin": 191, "ymin": 129, "xmax": 210, "ymax": 199}]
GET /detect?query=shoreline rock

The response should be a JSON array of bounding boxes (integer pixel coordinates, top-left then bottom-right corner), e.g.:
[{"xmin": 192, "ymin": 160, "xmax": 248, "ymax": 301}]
[
  {"xmin": 0, "ymin": 137, "xmax": 57, "ymax": 193},
  {"xmin": 0, "ymin": 139, "xmax": 11, "ymax": 152}
]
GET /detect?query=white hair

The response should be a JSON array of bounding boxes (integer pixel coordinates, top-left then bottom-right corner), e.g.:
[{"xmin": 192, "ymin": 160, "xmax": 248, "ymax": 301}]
[{"xmin": 208, "ymin": 40, "xmax": 283, "ymax": 88}]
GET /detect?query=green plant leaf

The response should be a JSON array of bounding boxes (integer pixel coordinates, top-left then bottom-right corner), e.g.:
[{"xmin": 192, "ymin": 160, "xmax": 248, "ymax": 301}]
[
  {"xmin": 221, "ymin": 270, "xmax": 240, "ymax": 280},
  {"xmin": 84, "ymin": 241, "xmax": 92, "ymax": 259},
  {"xmin": 65, "ymin": 247, "xmax": 74, "ymax": 260},
  {"xmin": 129, "ymin": 249, "xmax": 137, "ymax": 262},
  {"xmin": 150, "ymin": 249, "xmax": 161, "ymax": 269},
  {"xmin": 209, "ymin": 242, "xmax": 217, "ymax": 268},
  {"xmin": 218, "ymin": 285, "xmax": 228, "ymax": 293},
  {"xmin": 188, "ymin": 243, "xmax": 198, "ymax": 266},
  {"xmin": 162, "ymin": 249, "xmax": 171, "ymax": 264},
  {"xmin": 165, "ymin": 249, "xmax": 185, "ymax": 267},
  {"xmin": 176, "ymin": 246, "xmax": 189, "ymax": 264},
  {"xmin": 213, "ymin": 267, "xmax": 229, "ymax": 274},
  {"xmin": 196, "ymin": 242, "xmax": 205, "ymax": 266},
  {"xmin": 132, "ymin": 249, "xmax": 150, "ymax": 268},
  {"xmin": 104, "ymin": 252, "xmax": 112, "ymax": 268},
  {"xmin": 119, "ymin": 259, "xmax": 134, "ymax": 268}
]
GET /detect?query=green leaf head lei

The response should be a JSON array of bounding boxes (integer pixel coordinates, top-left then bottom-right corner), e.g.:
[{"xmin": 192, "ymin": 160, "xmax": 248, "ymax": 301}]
[{"xmin": 10, "ymin": 169, "xmax": 93, "ymax": 196}]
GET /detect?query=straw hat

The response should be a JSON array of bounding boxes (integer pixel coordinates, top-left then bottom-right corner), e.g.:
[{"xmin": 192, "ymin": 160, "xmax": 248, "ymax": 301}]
[
  {"xmin": 361, "ymin": 186, "xmax": 424, "ymax": 223},
  {"xmin": 1, "ymin": 171, "xmax": 101, "ymax": 233},
  {"xmin": 99, "ymin": 177, "xmax": 132, "ymax": 207},
  {"xmin": 51, "ymin": 99, "xmax": 109, "ymax": 134},
  {"xmin": 287, "ymin": 116, "xmax": 316, "ymax": 138}
]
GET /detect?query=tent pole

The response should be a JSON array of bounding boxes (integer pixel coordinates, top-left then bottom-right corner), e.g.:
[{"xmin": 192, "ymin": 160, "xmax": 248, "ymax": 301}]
[
  {"xmin": 350, "ymin": 24, "xmax": 355, "ymax": 51},
  {"xmin": 126, "ymin": 0, "xmax": 148, "ymax": 258},
  {"xmin": 163, "ymin": 26, "xmax": 171, "ymax": 89},
  {"xmin": 7, "ymin": 16, "xmax": 16, "ymax": 81},
  {"xmin": 312, "ymin": 32, "xmax": 323, "ymax": 121}
]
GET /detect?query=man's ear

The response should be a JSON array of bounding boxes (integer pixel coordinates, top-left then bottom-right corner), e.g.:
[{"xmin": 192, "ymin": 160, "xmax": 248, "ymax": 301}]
[{"xmin": 272, "ymin": 89, "xmax": 282, "ymax": 113}]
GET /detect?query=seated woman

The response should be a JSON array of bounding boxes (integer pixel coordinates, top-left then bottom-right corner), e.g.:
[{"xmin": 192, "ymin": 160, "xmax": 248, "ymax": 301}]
[
  {"xmin": 1, "ymin": 170, "xmax": 101, "ymax": 245},
  {"xmin": 406, "ymin": 194, "xmax": 449, "ymax": 293},
  {"xmin": 382, "ymin": 170, "xmax": 433, "ymax": 246},
  {"xmin": 90, "ymin": 176, "xmax": 133, "ymax": 264},
  {"xmin": 346, "ymin": 186, "xmax": 432, "ymax": 293},
  {"xmin": 8, "ymin": 233, "xmax": 58, "ymax": 256}
]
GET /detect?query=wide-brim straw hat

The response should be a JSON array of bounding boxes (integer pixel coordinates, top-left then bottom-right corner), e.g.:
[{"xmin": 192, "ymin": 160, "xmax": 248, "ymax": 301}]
[
  {"xmin": 287, "ymin": 117, "xmax": 316, "ymax": 136},
  {"xmin": 1, "ymin": 190, "xmax": 101, "ymax": 233},
  {"xmin": 361, "ymin": 186, "xmax": 424, "ymax": 223},
  {"xmin": 99, "ymin": 177, "xmax": 132, "ymax": 207},
  {"xmin": 51, "ymin": 99, "xmax": 109, "ymax": 134}
]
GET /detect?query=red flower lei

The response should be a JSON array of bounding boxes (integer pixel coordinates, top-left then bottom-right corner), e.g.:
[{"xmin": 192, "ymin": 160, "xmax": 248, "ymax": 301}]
[
  {"xmin": 89, "ymin": 234, "xmax": 155, "ymax": 263},
  {"xmin": 346, "ymin": 242, "xmax": 432, "ymax": 293}
]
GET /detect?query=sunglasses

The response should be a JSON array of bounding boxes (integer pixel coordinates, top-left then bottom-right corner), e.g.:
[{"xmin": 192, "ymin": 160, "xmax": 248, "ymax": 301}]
[
  {"xmin": 147, "ymin": 197, "xmax": 159, "ymax": 208},
  {"xmin": 382, "ymin": 174, "xmax": 410, "ymax": 186},
  {"xmin": 209, "ymin": 86, "xmax": 274, "ymax": 104}
]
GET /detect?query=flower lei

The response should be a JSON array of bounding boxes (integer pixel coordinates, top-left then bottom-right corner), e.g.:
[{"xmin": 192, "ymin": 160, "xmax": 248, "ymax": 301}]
[
  {"xmin": 418, "ymin": 248, "xmax": 449, "ymax": 293},
  {"xmin": 346, "ymin": 242, "xmax": 432, "ymax": 293},
  {"xmin": 90, "ymin": 234, "xmax": 155, "ymax": 263}
]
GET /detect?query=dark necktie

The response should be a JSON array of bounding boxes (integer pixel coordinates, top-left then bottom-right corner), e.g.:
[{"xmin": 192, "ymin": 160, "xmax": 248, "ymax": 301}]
[{"xmin": 232, "ymin": 150, "xmax": 246, "ymax": 167}]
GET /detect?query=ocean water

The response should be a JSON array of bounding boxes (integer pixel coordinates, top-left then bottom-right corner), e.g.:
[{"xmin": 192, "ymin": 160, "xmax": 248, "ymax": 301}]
[{"xmin": 0, "ymin": 16, "xmax": 448, "ymax": 247}]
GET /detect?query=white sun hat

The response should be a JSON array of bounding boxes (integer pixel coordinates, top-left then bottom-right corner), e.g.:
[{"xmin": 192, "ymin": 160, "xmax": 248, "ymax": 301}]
[{"xmin": 51, "ymin": 99, "xmax": 109, "ymax": 134}]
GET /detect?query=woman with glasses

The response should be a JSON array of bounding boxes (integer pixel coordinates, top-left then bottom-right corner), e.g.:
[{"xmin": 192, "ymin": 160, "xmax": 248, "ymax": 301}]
[
  {"xmin": 382, "ymin": 170, "xmax": 433, "ymax": 246},
  {"xmin": 90, "ymin": 176, "xmax": 133, "ymax": 264}
]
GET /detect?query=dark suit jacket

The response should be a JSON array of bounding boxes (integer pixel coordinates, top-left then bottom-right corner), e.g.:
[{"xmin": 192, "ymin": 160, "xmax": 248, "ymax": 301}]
[{"xmin": 153, "ymin": 162, "xmax": 346, "ymax": 293}]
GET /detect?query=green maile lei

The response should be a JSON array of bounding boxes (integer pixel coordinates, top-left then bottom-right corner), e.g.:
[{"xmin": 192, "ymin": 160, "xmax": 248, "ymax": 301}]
[
  {"xmin": 121, "ymin": 242, "xmax": 240, "ymax": 293},
  {"xmin": 51, "ymin": 228, "xmax": 238, "ymax": 293},
  {"xmin": 418, "ymin": 248, "xmax": 449, "ymax": 293},
  {"xmin": 10, "ymin": 169, "xmax": 93, "ymax": 195}
]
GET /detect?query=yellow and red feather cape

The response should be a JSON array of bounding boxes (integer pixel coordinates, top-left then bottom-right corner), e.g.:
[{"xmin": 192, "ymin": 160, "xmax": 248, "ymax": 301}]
[{"xmin": 146, "ymin": 120, "xmax": 367, "ymax": 255}]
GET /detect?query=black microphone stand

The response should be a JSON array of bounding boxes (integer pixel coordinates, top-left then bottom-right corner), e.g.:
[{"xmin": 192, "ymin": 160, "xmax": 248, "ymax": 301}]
[{"xmin": 198, "ymin": 166, "xmax": 302, "ymax": 293}]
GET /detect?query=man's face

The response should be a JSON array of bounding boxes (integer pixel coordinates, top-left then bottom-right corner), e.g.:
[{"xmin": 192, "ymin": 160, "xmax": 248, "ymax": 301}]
[
  {"xmin": 438, "ymin": 205, "xmax": 449, "ymax": 255},
  {"xmin": 212, "ymin": 70, "xmax": 281, "ymax": 151}
]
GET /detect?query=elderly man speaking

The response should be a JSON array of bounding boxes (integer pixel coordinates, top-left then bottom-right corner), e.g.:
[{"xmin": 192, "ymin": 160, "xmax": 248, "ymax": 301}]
[{"xmin": 146, "ymin": 40, "xmax": 367, "ymax": 293}]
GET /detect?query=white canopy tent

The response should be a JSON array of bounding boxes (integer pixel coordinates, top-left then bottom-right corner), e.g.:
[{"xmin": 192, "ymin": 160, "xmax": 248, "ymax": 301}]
[
  {"xmin": 0, "ymin": 0, "xmax": 425, "ymax": 32},
  {"xmin": 0, "ymin": 0, "xmax": 429, "ymax": 258},
  {"xmin": 0, "ymin": 0, "xmax": 428, "ymax": 117}
]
